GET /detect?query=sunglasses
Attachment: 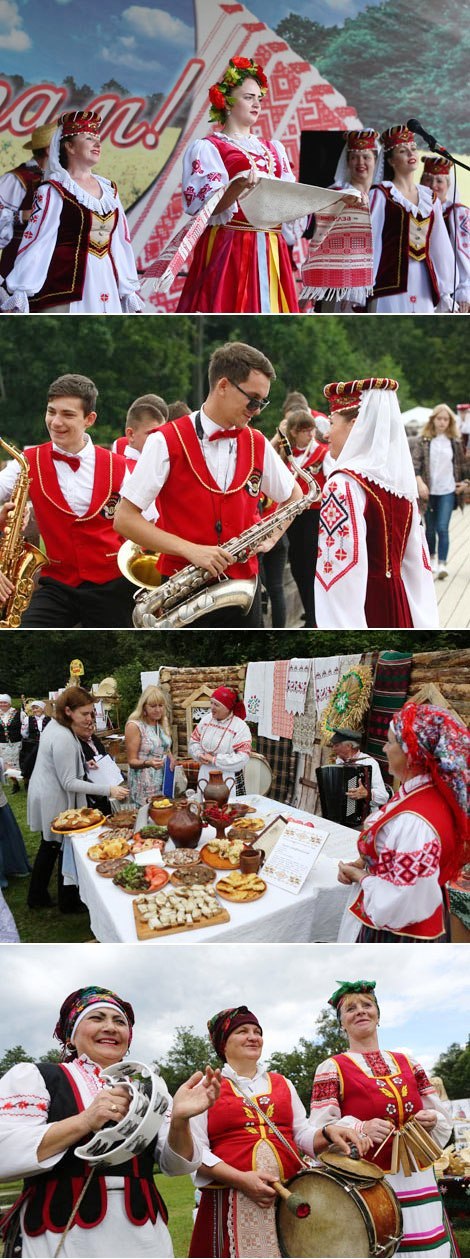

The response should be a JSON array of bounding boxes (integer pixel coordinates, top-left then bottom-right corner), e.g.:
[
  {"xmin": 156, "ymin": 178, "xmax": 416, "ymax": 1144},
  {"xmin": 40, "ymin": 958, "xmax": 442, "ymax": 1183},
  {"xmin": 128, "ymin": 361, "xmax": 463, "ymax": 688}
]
[{"xmin": 229, "ymin": 380, "xmax": 270, "ymax": 412}]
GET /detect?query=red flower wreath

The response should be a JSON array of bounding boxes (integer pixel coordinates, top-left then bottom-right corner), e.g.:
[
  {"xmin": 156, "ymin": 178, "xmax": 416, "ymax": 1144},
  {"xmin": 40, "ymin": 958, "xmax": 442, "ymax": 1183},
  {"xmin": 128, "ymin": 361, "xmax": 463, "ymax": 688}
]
[
  {"xmin": 231, "ymin": 57, "xmax": 252, "ymax": 70},
  {"xmin": 209, "ymin": 85, "xmax": 227, "ymax": 111}
]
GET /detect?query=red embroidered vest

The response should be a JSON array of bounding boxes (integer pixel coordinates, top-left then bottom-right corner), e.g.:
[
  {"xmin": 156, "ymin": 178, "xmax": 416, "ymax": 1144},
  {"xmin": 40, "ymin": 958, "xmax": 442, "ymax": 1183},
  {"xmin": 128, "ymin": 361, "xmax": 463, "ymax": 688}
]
[
  {"xmin": 27, "ymin": 181, "xmax": 118, "ymax": 311},
  {"xmin": 332, "ymin": 1052, "xmax": 425, "ymax": 1172},
  {"xmin": 372, "ymin": 185, "xmax": 439, "ymax": 303},
  {"xmin": 290, "ymin": 443, "xmax": 327, "ymax": 510},
  {"xmin": 350, "ymin": 781, "xmax": 458, "ymax": 938},
  {"xmin": 207, "ymin": 136, "xmax": 281, "ymax": 229},
  {"xmin": 207, "ymin": 1073, "xmax": 299, "ymax": 1178},
  {"xmin": 341, "ymin": 471, "xmax": 414, "ymax": 628},
  {"xmin": 26, "ymin": 443, "xmax": 126, "ymax": 586},
  {"xmin": 156, "ymin": 416, "xmax": 266, "ymax": 579},
  {"xmin": 0, "ymin": 164, "xmax": 43, "ymax": 280}
]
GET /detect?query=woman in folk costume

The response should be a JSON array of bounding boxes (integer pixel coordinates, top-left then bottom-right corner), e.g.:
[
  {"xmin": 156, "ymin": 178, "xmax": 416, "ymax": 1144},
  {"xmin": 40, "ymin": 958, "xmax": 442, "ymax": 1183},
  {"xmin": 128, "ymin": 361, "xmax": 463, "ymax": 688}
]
[
  {"xmin": 337, "ymin": 702, "xmax": 470, "ymax": 941},
  {"xmin": 310, "ymin": 980, "xmax": 456, "ymax": 1259},
  {"xmin": 177, "ymin": 59, "xmax": 304, "ymax": 313},
  {"xmin": 2, "ymin": 111, "xmax": 142, "ymax": 314},
  {"xmin": 420, "ymin": 154, "xmax": 470, "ymax": 312},
  {"xmin": 0, "ymin": 123, "xmax": 56, "ymax": 284},
  {"xmin": 315, "ymin": 377, "xmax": 439, "ymax": 629},
  {"xmin": 326, "ymin": 129, "xmax": 382, "ymax": 312},
  {"xmin": 369, "ymin": 125, "xmax": 455, "ymax": 312},
  {"xmin": 0, "ymin": 985, "xmax": 220, "ymax": 1258},
  {"xmin": 189, "ymin": 688, "xmax": 252, "ymax": 800},
  {"xmin": 189, "ymin": 1005, "xmax": 366, "ymax": 1258}
]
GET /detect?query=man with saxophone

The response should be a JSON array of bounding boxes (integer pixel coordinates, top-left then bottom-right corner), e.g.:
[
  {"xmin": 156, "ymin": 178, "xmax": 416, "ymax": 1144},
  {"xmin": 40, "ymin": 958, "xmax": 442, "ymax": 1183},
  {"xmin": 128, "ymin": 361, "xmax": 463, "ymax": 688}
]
[
  {"xmin": 114, "ymin": 342, "xmax": 305, "ymax": 627},
  {"xmin": 0, "ymin": 373, "xmax": 135, "ymax": 627}
]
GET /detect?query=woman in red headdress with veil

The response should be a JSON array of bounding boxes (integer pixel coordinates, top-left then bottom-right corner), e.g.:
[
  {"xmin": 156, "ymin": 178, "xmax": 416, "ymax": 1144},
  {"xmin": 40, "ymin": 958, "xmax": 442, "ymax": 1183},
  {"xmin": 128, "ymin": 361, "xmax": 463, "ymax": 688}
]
[{"xmin": 188, "ymin": 688, "xmax": 252, "ymax": 798}]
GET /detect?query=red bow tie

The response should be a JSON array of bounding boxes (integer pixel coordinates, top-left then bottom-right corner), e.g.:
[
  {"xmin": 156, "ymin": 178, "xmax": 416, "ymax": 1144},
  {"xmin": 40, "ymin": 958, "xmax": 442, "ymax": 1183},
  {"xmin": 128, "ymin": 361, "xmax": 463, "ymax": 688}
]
[
  {"xmin": 52, "ymin": 451, "xmax": 81, "ymax": 472},
  {"xmin": 208, "ymin": 428, "xmax": 242, "ymax": 442}
]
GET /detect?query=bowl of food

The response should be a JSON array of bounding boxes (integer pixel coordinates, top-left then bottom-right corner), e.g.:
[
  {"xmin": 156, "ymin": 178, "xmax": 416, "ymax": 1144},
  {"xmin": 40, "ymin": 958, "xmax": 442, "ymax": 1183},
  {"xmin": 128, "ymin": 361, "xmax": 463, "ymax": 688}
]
[{"xmin": 148, "ymin": 796, "xmax": 176, "ymax": 826}]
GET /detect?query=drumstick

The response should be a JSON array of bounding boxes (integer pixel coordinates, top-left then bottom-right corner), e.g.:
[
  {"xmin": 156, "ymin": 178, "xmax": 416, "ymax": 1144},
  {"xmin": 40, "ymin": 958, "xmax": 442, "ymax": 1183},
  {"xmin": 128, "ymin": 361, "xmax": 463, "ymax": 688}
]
[
  {"xmin": 370, "ymin": 1126, "xmax": 395, "ymax": 1160},
  {"xmin": 272, "ymin": 1180, "xmax": 311, "ymax": 1218}
]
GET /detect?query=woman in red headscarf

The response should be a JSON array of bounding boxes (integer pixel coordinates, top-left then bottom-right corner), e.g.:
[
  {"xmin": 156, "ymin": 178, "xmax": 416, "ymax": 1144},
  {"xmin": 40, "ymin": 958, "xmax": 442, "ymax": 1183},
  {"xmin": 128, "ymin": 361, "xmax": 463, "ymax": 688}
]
[
  {"xmin": 188, "ymin": 688, "xmax": 252, "ymax": 798},
  {"xmin": 337, "ymin": 702, "xmax": 470, "ymax": 941},
  {"xmin": 1, "ymin": 111, "xmax": 141, "ymax": 314}
]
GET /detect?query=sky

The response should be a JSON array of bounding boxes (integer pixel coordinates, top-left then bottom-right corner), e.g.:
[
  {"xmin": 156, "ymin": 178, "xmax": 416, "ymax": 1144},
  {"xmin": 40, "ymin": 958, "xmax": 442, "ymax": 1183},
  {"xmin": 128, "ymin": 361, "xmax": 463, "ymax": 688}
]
[
  {"xmin": 0, "ymin": 943, "xmax": 468, "ymax": 1077},
  {"xmin": 0, "ymin": 0, "xmax": 385, "ymax": 97}
]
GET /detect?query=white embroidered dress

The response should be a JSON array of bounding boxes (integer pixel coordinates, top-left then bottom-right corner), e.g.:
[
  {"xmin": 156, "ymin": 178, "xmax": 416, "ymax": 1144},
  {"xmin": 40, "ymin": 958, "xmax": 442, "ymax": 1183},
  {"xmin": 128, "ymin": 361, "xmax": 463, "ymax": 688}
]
[
  {"xmin": 3, "ymin": 171, "xmax": 141, "ymax": 314},
  {"xmin": 181, "ymin": 134, "xmax": 305, "ymax": 247},
  {"xmin": 442, "ymin": 197, "xmax": 470, "ymax": 305},
  {"xmin": 310, "ymin": 1051, "xmax": 453, "ymax": 1258},
  {"xmin": 188, "ymin": 712, "xmax": 252, "ymax": 799},
  {"xmin": 0, "ymin": 1054, "xmax": 202, "ymax": 1257},
  {"xmin": 369, "ymin": 183, "xmax": 455, "ymax": 312}
]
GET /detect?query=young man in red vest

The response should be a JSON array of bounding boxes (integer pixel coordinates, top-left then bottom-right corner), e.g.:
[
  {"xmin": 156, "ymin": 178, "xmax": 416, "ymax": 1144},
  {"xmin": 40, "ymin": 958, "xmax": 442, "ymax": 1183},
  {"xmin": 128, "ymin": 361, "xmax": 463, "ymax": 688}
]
[
  {"xmin": 0, "ymin": 373, "xmax": 134, "ymax": 627},
  {"xmin": 114, "ymin": 342, "xmax": 303, "ymax": 627}
]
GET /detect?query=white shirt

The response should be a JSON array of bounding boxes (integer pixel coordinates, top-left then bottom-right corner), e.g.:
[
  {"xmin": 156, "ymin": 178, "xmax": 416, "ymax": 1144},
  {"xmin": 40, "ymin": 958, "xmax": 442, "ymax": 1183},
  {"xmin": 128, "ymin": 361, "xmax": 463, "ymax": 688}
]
[
  {"xmin": 335, "ymin": 751, "xmax": 389, "ymax": 807},
  {"xmin": 0, "ymin": 434, "xmax": 129, "ymax": 517},
  {"xmin": 123, "ymin": 407, "xmax": 295, "ymax": 514},
  {"xmin": 0, "ymin": 160, "xmax": 40, "ymax": 247},
  {"xmin": 190, "ymin": 1061, "xmax": 316, "ymax": 1186},
  {"xmin": 429, "ymin": 434, "xmax": 455, "ymax": 495}
]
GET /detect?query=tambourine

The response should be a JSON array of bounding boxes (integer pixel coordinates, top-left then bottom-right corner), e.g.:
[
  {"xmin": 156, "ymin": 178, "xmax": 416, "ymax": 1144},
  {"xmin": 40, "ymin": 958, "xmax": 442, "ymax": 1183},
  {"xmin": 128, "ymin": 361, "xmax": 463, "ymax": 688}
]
[{"xmin": 75, "ymin": 1060, "xmax": 170, "ymax": 1166}]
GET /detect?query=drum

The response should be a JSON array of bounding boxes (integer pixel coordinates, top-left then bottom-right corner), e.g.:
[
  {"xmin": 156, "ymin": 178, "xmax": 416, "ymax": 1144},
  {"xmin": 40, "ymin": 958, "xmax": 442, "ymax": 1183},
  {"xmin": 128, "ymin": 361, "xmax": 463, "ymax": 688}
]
[
  {"xmin": 316, "ymin": 764, "xmax": 372, "ymax": 829},
  {"xmin": 243, "ymin": 752, "xmax": 273, "ymax": 795},
  {"xmin": 276, "ymin": 1167, "xmax": 402, "ymax": 1258}
]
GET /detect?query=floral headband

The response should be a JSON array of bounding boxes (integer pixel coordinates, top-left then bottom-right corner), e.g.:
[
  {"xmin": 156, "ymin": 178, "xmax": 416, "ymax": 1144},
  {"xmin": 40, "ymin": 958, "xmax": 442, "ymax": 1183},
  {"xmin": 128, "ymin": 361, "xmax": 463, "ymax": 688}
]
[{"xmin": 209, "ymin": 58, "xmax": 268, "ymax": 125}]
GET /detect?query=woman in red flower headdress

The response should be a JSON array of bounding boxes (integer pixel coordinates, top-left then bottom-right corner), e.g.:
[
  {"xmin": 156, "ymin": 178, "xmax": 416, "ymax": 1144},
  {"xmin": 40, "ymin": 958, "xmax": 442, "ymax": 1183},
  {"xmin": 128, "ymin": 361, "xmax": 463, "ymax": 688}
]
[
  {"xmin": 315, "ymin": 377, "xmax": 439, "ymax": 629},
  {"xmin": 1, "ymin": 112, "xmax": 142, "ymax": 314},
  {"xmin": 369, "ymin": 125, "xmax": 455, "ymax": 313},
  {"xmin": 420, "ymin": 154, "xmax": 470, "ymax": 312},
  {"xmin": 337, "ymin": 702, "xmax": 470, "ymax": 942},
  {"xmin": 188, "ymin": 688, "xmax": 252, "ymax": 798},
  {"xmin": 177, "ymin": 59, "xmax": 304, "ymax": 313}
]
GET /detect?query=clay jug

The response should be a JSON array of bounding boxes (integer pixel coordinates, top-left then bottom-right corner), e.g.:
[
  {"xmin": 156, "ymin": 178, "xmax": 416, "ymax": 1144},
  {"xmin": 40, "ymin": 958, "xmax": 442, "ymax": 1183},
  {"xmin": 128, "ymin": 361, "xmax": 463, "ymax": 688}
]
[
  {"xmin": 167, "ymin": 800, "xmax": 203, "ymax": 849},
  {"xmin": 203, "ymin": 770, "xmax": 235, "ymax": 806}
]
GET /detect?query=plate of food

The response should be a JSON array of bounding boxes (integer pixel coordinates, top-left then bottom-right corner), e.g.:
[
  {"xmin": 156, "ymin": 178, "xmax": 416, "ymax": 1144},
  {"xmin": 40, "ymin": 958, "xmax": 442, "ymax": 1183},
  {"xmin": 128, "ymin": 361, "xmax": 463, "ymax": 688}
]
[
  {"xmin": 112, "ymin": 864, "xmax": 170, "ymax": 895},
  {"xmin": 215, "ymin": 871, "xmax": 267, "ymax": 902},
  {"xmin": 51, "ymin": 807, "xmax": 105, "ymax": 834},
  {"xmin": 133, "ymin": 883, "xmax": 229, "ymax": 937},
  {"xmin": 226, "ymin": 817, "xmax": 266, "ymax": 838},
  {"xmin": 96, "ymin": 856, "xmax": 135, "ymax": 879},
  {"xmin": 87, "ymin": 837, "xmax": 132, "ymax": 861},
  {"xmin": 200, "ymin": 837, "xmax": 245, "ymax": 870},
  {"xmin": 102, "ymin": 810, "xmax": 138, "ymax": 829},
  {"xmin": 130, "ymin": 826, "xmax": 168, "ymax": 854},
  {"xmin": 162, "ymin": 849, "xmax": 201, "ymax": 868},
  {"xmin": 171, "ymin": 865, "xmax": 216, "ymax": 888},
  {"xmin": 93, "ymin": 826, "xmax": 134, "ymax": 844}
]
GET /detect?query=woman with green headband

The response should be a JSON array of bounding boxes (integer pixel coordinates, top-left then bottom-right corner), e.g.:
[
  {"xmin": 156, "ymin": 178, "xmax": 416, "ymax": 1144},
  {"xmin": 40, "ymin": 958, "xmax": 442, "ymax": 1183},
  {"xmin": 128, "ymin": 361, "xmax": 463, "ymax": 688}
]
[
  {"xmin": 310, "ymin": 981, "xmax": 455, "ymax": 1257},
  {"xmin": 188, "ymin": 1004, "xmax": 368, "ymax": 1257}
]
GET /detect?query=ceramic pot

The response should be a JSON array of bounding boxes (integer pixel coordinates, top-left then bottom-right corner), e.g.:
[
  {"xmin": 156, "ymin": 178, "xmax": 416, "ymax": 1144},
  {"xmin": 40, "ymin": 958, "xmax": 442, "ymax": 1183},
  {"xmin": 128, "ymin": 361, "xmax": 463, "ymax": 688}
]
[
  {"xmin": 239, "ymin": 846, "xmax": 264, "ymax": 875},
  {"xmin": 167, "ymin": 801, "xmax": 203, "ymax": 849},
  {"xmin": 202, "ymin": 770, "xmax": 235, "ymax": 806}
]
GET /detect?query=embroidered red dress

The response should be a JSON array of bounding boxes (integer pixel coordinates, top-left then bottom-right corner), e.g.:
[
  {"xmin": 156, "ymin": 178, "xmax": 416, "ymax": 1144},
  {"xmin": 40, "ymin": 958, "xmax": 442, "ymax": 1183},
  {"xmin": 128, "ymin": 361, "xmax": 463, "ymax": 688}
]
[
  {"xmin": 310, "ymin": 1050, "xmax": 453, "ymax": 1258},
  {"xmin": 177, "ymin": 134, "xmax": 301, "ymax": 313}
]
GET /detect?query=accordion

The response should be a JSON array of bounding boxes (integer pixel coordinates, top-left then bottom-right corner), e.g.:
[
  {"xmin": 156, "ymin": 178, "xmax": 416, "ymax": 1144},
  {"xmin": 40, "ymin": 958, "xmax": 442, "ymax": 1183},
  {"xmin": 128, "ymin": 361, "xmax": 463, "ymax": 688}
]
[{"xmin": 316, "ymin": 763, "xmax": 372, "ymax": 829}]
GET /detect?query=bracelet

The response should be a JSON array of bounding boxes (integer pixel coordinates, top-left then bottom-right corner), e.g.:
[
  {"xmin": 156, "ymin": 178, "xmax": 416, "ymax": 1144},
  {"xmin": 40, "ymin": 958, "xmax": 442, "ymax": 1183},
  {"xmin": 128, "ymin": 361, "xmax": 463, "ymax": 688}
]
[{"xmin": 322, "ymin": 1125, "xmax": 333, "ymax": 1143}]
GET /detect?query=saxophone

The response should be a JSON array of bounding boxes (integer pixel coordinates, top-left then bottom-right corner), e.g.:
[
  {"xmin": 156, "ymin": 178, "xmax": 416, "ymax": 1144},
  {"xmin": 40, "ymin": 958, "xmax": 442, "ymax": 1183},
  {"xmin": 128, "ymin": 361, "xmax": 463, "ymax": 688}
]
[
  {"xmin": 128, "ymin": 448, "xmax": 321, "ymax": 628},
  {"xmin": 0, "ymin": 437, "xmax": 46, "ymax": 628}
]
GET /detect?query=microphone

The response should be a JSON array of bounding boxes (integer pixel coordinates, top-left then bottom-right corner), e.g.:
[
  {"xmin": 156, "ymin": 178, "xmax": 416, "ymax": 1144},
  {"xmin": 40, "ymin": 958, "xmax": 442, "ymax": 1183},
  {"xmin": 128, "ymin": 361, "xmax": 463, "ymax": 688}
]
[{"xmin": 406, "ymin": 119, "xmax": 451, "ymax": 158}]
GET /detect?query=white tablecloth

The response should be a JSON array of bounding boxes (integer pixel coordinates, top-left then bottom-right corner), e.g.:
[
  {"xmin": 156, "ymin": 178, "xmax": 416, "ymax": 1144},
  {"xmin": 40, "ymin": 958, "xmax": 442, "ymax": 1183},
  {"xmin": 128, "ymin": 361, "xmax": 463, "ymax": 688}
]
[{"xmin": 63, "ymin": 795, "xmax": 359, "ymax": 944}]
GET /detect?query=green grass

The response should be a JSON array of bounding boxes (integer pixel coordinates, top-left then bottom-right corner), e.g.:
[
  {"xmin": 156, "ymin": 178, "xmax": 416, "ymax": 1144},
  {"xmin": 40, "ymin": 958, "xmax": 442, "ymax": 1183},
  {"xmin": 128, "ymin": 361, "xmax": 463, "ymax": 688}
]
[{"xmin": 2, "ymin": 783, "xmax": 92, "ymax": 943}]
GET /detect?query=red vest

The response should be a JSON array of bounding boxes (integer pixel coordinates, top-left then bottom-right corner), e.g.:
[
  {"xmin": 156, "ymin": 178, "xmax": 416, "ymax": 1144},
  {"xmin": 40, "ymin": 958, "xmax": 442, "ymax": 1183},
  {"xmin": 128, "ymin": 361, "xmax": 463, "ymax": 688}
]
[
  {"xmin": 27, "ymin": 181, "xmax": 118, "ymax": 311},
  {"xmin": 342, "ymin": 471, "xmax": 413, "ymax": 628},
  {"xmin": 207, "ymin": 1073, "xmax": 299, "ymax": 1179},
  {"xmin": 0, "ymin": 164, "xmax": 43, "ymax": 280},
  {"xmin": 372, "ymin": 185, "xmax": 440, "ymax": 304},
  {"xmin": 290, "ymin": 443, "xmax": 327, "ymax": 510},
  {"xmin": 26, "ymin": 443, "xmax": 126, "ymax": 586},
  {"xmin": 332, "ymin": 1052, "xmax": 425, "ymax": 1172},
  {"xmin": 351, "ymin": 781, "xmax": 458, "ymax": 938},
  {"xmin": 207, "ymin": 135, "xmax": 281, "ymax": 228},
  {"xmin": 156, "ymin": 415, "xmax": 266, "ymax": 579},
  {"xmin": 114, "ymin": 435, "xmax": 128, "ymax": 456}
]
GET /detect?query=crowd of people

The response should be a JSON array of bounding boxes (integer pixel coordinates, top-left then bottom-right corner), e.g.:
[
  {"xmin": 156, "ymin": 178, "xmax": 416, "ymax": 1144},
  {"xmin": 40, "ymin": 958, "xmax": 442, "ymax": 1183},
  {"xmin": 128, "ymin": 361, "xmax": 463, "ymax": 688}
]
[
  {"xmin": 0, "ymin": 344, "xmax": 468, "ymax": 631},
  {"xmin": 0, "ymin": 980, "xmax": 460, "ymax": 1257},
  {"xmin": 0, "ymin": 66, "xmax": 468, "ymax": 315}
]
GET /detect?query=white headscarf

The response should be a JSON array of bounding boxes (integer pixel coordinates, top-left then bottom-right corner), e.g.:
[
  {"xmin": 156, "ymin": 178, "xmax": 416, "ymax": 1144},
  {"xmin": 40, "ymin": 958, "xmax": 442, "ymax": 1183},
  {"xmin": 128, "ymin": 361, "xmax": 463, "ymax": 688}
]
[
  {"xmin": 332, "ymin": 387, "xmax": 418, "ymax": 500},
  {"xmin": 334, "ymin": 142, "xmax": 383, "ymax": 189}
]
